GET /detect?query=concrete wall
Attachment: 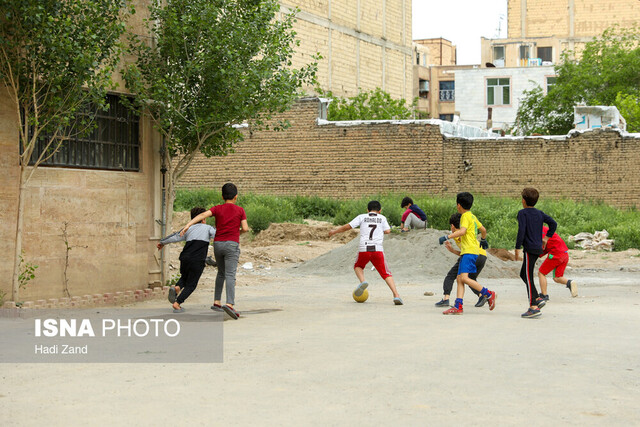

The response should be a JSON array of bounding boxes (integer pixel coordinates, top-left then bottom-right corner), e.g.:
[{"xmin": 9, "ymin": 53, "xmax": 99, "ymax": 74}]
[
  {"xmin": 178, "ymin": 98, "xmax": 640, "ymax": 209},
  {"xmin": 281, "ymin": 0, "xmax": 413, "ymax": 100},
  {"xmin": 0, "ymin": 91, "xmax": 162, "ymax": 301},
  {"xmin": 455, "ymin": 66, "xmax": 555, "ymax": 130},
  {"xmin": 0, "ymin": 0, "xmax": 162, "ymax": 301}
]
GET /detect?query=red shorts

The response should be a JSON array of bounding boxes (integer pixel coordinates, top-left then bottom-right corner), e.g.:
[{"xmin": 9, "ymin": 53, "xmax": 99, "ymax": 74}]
[
  {"xmin": 539, "ymin": 252, "xmax": 569, "ymax": 277},
  {"xmin": 354, "ymin": 251, "xmax": 392, "ymax": 279}
]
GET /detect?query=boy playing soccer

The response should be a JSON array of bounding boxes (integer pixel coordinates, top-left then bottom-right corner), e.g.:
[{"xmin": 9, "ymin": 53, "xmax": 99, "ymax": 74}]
[
  {"xmin": 181, "ymin": 183, "xmax": 249, "ymax": 320},
  {"xmin": 329, "ymin": 200, "xmax": 403, "ymax": 305},
  {"xmin": 538, "ymin": 226, "xmax": 578, "ymax": 301},
  {"xmin": 438, "ymin": 192, "xmax": 496, "ymax": 315},
  {"xmin": 515, "ymin": 188, "xmax": 558, "ymax": 318},
  {"xmin": 157, "ymin": 207, "xmax": 216, "ymax": 313},
  {"xmin": 434, "ymin": 212, "xmax": 487, "ymax": 308}
]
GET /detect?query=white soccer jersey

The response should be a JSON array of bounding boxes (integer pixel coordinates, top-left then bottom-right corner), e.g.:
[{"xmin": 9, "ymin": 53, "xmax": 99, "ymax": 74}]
[{"xmin": 349, "ymin": 212, "xmax": 390, "ymax": 252}]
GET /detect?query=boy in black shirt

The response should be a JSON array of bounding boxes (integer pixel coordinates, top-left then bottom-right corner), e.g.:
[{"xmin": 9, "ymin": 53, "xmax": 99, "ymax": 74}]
[
  {"xmin": 157, "ymin": 207, "xmax": 216, "ymax": 312},
  {"xmin": 515, "ymin": 188, "xmax": 557, "ymax": 318}
]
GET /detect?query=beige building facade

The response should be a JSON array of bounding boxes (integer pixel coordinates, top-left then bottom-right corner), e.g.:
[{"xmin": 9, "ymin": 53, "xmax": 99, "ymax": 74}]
[
  {"xmin": 411, "ymin": 38, "xmax": 473, "ymax": 120},
  {"xmin": 281, "ymin": 0, "xmax": 414, "ymax": 101},
  {"xmin": 482, "ymin": 0, "xmax": 640, "ymax": 67},
  {"xmin": 1, "ymin": 1, "xmax": 164, "ymax": 302}
]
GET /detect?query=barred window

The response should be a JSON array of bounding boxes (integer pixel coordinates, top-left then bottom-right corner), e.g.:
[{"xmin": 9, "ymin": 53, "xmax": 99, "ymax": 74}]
[{"xmin": 27, "ymin": 94, "xmax": 140, "ymax": 171}]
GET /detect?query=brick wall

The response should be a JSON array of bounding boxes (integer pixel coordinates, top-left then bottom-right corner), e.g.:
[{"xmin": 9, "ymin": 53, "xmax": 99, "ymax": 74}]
[{"xmin": 178, "ymin": 98, "xmax": 640, "ymax": 208}]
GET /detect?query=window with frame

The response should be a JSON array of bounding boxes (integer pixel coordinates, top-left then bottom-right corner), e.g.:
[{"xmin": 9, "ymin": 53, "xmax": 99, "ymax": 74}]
[
  {"xmin": 27, "ymin": 94, "xmax": 140, "ymax": 171},
  {"xmin": 487, "ymin": 78, "xmax": 510, "ymax": 106},
  {"xmin": 493, "ymin": 45, "xmax": 505, "ymax": 66},
  {"xmin": 519, "ymin": 45, "xmax": 530, "ymax": 60},
  {"xmin": 537, "ymin": 47, "xmax": 553, "ymax": 63},
  {"xmin": 439, "ymin": 81, "xmax": 455, "ymax": 101},
  {"xmin": 439, "ymin": 114, "xmax": 454, "ymax": 122},
  {"xmin": 546, "ymin": 76, "xmax": 557, "ymax": 93},
  {"xmin": 419, "ymin": 79, "xmax": 429, "ymax": 98}
]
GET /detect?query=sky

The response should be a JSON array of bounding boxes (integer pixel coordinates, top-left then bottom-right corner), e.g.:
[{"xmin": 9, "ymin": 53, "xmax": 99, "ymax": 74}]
[{"xmin": 412, "ymin": 0, "xmax": 508, "ymax": 65}]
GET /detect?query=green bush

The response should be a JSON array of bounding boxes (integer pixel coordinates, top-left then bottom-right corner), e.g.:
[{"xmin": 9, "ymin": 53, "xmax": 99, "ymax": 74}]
[{"xmin": 174, "ymin": 188, "xmax": 221, "ymax": 211}]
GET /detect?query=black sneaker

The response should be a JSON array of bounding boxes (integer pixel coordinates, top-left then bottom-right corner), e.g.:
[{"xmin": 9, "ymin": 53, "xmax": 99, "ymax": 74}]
[
  {"xmin": 434, "ymin": 299, "xmax": 450, "ymax": 307},
  {"xmin": 521, "ymin": 307, "xmax": 541, "ymax": 318},
  {"xmin": 475, "ymin": 295, "xmax": 487, "ymax": 307},
  {"xmin": 535, "ymin": 297, "xmax": 547, "ymax": 308},
  {"xmin": 539, "ymin": 293, "xmax": 550, "ymax": 303},
  {"xmin": 205, "ymin": 256, "xmax": 217, "ymax": 267}
]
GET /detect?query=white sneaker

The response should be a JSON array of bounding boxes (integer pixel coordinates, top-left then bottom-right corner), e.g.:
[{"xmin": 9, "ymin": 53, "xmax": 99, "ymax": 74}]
[{"xmin": 568, "ymin": 280, "xmax": 578, "ymax": 297}]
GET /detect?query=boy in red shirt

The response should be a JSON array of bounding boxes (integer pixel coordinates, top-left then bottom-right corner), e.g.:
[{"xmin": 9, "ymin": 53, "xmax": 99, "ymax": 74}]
[
  {"xmin": 181, "ymin": 183, "xmax": 249, "ymax": 319},
  {"xmin": 538, "ymin": 225, "xmax": 578, "ymax": 302}
]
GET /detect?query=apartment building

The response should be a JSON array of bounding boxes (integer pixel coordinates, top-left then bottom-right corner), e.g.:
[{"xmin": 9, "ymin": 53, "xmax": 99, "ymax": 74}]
[
  {"xmin": 482, "ymin": 0, "xmax": 640, "ymax": 67},
  {"xmin": 281, "ymin": 0, "xmax": 414, "ymax": 101}
]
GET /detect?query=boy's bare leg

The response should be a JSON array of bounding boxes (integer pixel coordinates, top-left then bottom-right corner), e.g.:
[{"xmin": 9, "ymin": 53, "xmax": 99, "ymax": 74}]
[
  {"xmin": 553, "ymin": 276, "xmax": 569, "ymax": 285},
  {"xmin": 384, "ymin": 276, "xmax": 400, "ymax": 298},
  {"xmin": 460, "ymin": 273, "xmax": 483, "ymax": 293},
  {"xmin": 538, "ymin": 271, "xmax": 549, "ymax": 295},
  {"xmin": 455, "ymin": 275, "xmax": 465, "ymax": 299},
  {"xmin": 354, "ymin": 267, "xmax": 366, "ymax": 284}
]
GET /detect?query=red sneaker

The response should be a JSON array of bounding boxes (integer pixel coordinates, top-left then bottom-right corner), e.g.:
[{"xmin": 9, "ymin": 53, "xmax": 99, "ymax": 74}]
[
  {"xmin": 443, "ymin": 306, "xmax": 463, "ymax": 315},
  {"xmin": 488, "ymin": 291, "xmax": 497, "ymax": 311}
]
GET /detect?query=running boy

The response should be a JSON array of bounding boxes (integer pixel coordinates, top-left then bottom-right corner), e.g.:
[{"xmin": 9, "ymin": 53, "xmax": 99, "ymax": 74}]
[
  {"xmin": 538, "ymin": 225, "xmax": 578, "ymax": 301},
  {"xmin": 400, "ymin": 197, "xmax": 428, "ymax": 231},
  {"xmin": 329, "ymin": 200, "xmax": 403, "ymax": 305},
  {"xmin": 181, "ymin": 183, "xmax": 249, "ymax": 320},
  {"xmin": 515, "ymin": 188, "xmax": 557, "ymax": 318},
  {"xmin": 157, "ymin": 207, "xmax": 216, "ymax": 313},
  {"xmin": 438, "ymin": 192, "xmax": 496, "ymax": 315},
  {"xmin": 434, "ymin": 212, "xmax": 487, "ymax": 308}
]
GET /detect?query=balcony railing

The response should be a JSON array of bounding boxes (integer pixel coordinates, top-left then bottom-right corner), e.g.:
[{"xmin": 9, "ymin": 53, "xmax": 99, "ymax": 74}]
[{"xmin": 439, "ymin": 90, "xmax": 455, "ymax": 101}]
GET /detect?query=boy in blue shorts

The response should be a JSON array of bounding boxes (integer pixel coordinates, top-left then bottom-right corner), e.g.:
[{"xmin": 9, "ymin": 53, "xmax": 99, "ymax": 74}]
[
  {"xmin": 438, "ymin": 192, "xmax": 497, "ymax": 315},
  {"xmin": 434, "ymin": 212, "xmax": 487, "ymax": 308}
]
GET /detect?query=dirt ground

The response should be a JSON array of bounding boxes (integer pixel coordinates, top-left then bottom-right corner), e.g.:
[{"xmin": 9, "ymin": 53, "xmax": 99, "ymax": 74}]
[{"xmin": 1, "ymin": 219, "xmax": 639, "ymax": 426}]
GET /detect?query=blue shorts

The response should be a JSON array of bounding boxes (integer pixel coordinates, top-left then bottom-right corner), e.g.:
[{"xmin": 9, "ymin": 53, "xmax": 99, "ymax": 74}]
[{"xmin": 458, "ymin": 254, "xmax": 478, "ymax": 275}]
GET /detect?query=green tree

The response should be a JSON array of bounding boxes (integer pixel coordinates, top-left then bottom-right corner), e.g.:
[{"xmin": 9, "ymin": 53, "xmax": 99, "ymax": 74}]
[
  {"xmin": 615, "ymin": 92, "xmax": 640, "ymax": 132},
  {"xmin": 123, "ymin": 0, "xmax": 317, "ymax": 280},
  {"xmin": 321, "ymin": 88, "xmax": 417, "ymax": 121},
  {"xmin": 515, "ymin": 26, "xmax": 640, "ymax": 135},
  {"xmin": 0, "ymin": 0, "xmax": 129, "ymax": 300}
]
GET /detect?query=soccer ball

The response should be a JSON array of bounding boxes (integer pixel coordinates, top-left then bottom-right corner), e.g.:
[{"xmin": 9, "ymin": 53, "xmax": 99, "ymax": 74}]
[{"xmin": 352, "ymin": 289, "xmax": 369, "ymax": 303}]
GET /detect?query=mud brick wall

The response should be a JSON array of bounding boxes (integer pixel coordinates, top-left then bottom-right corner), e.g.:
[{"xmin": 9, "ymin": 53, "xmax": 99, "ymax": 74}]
[
  {"xmin": 180, "ymin": 99, "xmax": 446, "ymax": 197},
  {"xmin": 178, "ymin": 98, "xmax": 640, "ymax": 208}
]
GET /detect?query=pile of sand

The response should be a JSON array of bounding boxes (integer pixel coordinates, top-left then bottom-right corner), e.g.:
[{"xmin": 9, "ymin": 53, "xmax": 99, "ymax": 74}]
[
  {"xmin": 291, "ymin": 228, "xmax": 520, "ymax": 280},
  {"xmin": 252, "ymin": 222, "xmax": 357, "ymax": 245}
]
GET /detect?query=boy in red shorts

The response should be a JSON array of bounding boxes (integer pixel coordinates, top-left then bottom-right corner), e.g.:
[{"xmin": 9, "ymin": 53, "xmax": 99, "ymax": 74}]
[
  {"xmin": 329, "ymin": 200, "xmax": 403, "ymax": 305},
  {"xmin": 538, "ymin": 226, "xmax": 578, "ymax": 302}
]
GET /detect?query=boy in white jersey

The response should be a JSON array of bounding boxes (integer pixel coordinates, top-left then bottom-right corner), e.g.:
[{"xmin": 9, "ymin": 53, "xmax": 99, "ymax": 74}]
[{"xmin": 329, "ymin": 200, "xmax": 403, "ymax": 305}]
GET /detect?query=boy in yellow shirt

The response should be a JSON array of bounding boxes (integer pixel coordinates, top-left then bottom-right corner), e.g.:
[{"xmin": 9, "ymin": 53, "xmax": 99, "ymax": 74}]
[{"xmin": 438, "ymin": 192, "xmax": 497, "ymax": 315}]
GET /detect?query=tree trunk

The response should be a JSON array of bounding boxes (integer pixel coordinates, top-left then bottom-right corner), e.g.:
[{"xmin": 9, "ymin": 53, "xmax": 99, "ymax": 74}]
[
  {"xmin": 11, "ymin": 166, "xmax": 28, "ymax": 301},
  {"xmin": 160, "ymin": 144, "xmax": 179, "ymax": 285}
]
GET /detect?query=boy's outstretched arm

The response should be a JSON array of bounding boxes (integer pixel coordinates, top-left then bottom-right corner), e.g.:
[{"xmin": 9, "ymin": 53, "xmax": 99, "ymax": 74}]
[
  {"xmin": 157, "ymin": 231, "xmax": 185, "ymax": 250},
  {"xmin": 180, "ymin": 210, "xmax": 213, "ymax": 236},
  {"xmin": 329, "ymin": 224, "xmax": 352, "ymax": 237}
]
